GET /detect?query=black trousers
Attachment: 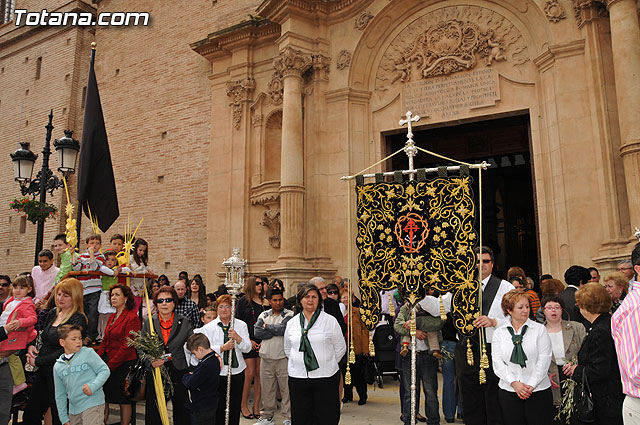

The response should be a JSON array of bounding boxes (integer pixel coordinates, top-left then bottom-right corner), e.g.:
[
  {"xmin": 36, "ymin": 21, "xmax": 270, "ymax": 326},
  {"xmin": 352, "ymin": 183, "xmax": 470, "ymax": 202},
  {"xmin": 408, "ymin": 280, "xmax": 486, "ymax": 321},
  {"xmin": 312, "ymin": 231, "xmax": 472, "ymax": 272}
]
[
  {"xmin": 193, "ymin": 407, "xmax": 217, "ymax": 425},
  {"xmin": 21, "ymin": 366, "xmax": 62, "ymax": 425},
  {"xmin": 342, "ymin": 355, "xmax": 367, "ymax": 402},
  {"xmin": 216, "ymin": 371, "xmax": 244, "ymax": 425},
  {"xmin": 84, "ymin": 291, "xmax": 101, "ymax": 341},
  {"xmin": 498, "ymin": 388, "xmax": 554, "ymax": 425},
  {"xmin": 145, "ymin": 365, "xmax": 189, "ymax": 425},
  {"xmin": 289, "ymin": 371, "xmax": 341, "ymax": 425},
  {"xmin": 455, "ymin": 340, "xmax": 503, "ymax": 425}
]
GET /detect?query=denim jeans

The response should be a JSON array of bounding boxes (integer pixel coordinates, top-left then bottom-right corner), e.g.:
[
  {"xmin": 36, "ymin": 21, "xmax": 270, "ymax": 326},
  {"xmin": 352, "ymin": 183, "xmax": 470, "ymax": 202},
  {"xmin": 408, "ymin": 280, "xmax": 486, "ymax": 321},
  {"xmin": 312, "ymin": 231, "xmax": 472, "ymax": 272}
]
[
  {"xmin": 441, "ymin": 339, "xmax": 462, "ymax": 420},
  {"xmin": 402, "ymin": 350, "xmax": 440, "ymax": 425}
]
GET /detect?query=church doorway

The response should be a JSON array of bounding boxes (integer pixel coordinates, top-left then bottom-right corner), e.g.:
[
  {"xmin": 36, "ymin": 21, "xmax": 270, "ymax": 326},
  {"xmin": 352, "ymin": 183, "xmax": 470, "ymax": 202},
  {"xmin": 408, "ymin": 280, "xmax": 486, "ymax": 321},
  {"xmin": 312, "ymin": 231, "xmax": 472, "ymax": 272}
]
[{"xmin": 385, "ymin": 113, "xmax": 540, "ymax": 283}]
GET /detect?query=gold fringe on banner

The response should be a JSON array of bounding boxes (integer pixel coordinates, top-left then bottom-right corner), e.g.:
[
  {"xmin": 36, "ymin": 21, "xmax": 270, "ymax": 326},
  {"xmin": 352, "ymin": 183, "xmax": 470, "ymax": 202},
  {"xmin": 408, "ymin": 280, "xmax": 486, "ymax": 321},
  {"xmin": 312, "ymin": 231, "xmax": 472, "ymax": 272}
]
[
  {"xmin": 467, "ymin": 338, "xmax": 474, "ymax": 366},
  {"xmin": 439, "ymin": 295, "xmax": 446, "ymax": 322}
]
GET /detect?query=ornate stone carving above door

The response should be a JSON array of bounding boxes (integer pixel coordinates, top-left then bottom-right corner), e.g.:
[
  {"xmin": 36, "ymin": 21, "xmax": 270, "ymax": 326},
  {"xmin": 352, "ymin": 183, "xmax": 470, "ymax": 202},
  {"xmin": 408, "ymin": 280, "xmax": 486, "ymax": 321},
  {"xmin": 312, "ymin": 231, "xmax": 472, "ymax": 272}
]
[
  {"xmin": 375, "ymin": 5, "xmax": 530, "ymax": 91},
  {"xmin": 544, "ymin": 0, "xmax": 567, "ymax": 22}
]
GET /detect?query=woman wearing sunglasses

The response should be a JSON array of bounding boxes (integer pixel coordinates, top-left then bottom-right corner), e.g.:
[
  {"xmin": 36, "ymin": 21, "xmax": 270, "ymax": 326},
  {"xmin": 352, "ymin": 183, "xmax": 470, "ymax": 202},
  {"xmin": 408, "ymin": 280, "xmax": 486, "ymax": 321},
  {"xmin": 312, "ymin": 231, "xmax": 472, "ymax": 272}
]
[
  {"xmin": 144, "ymin": 286, "xmax": 193, "ymax": 425},
  {"xmin": 326, "ymin": 283, "xmax": 346, "ymax": 316}
]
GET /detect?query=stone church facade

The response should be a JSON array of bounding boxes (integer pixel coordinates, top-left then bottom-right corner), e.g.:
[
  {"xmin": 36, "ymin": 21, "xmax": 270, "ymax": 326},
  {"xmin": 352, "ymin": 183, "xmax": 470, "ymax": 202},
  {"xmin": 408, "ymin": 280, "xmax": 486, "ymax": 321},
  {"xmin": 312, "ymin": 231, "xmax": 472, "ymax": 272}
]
[{"xmin": 1, "ymin": 0, "xmax": 639, "ymax": 289}]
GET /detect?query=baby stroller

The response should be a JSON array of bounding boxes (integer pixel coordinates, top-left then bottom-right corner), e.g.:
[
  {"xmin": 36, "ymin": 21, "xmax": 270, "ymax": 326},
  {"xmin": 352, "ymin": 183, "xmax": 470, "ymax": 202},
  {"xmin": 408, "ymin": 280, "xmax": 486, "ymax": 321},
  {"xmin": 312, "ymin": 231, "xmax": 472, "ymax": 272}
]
[{"xmin": 371, "ymin": 313, "xmax": 398, "ymax": 388}]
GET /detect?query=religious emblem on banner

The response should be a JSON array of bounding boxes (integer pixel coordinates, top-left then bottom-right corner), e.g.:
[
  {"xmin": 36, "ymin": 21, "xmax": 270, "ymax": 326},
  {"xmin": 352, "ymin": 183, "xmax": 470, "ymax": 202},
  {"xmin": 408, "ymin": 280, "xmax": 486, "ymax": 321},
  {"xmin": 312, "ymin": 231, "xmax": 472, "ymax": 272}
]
[{"xmin": 355, "ymin": 175, "xmax": 480, "ymax": 335}]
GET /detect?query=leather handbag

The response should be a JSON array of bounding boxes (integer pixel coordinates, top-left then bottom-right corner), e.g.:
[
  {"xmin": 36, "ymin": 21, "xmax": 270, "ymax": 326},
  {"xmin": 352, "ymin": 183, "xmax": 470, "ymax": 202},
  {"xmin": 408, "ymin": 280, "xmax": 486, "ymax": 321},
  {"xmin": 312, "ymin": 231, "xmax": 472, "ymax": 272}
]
[
  {"xmin": 121, "ymin": 360, "xmax": 147, "ymax": 401},
  {"xmin": 578, "ymin": 368, "xmax": 595, "ymax": 423}
]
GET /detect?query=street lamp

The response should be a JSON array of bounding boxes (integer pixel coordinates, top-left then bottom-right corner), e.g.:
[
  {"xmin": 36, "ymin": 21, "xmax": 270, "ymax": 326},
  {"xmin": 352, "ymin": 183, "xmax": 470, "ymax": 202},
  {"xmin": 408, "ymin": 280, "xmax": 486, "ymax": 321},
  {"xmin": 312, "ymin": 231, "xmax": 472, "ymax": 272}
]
[{"xmin": 9, "ymin": 110, "xmax": 79, "ymax": 265}]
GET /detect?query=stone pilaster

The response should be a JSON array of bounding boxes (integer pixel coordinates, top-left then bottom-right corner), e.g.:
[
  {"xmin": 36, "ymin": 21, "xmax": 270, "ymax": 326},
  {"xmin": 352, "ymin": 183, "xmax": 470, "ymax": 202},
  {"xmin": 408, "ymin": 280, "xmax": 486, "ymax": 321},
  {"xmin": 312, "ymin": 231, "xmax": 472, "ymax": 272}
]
[
  {"xmin": 274, "ymin": 47, "xmax": 312, "ymax": 262},
  {"xmin": 607, "ymin": 0, "xmax": 640, "ymax": 235}
]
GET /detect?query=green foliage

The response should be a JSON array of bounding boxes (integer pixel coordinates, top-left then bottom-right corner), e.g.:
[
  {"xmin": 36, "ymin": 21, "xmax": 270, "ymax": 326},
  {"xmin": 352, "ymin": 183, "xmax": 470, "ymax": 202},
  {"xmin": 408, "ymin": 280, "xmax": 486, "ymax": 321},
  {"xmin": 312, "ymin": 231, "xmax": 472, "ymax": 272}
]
[{"xmin": 127, "ymin": 330, "xmax": 174, "ymax": 398}]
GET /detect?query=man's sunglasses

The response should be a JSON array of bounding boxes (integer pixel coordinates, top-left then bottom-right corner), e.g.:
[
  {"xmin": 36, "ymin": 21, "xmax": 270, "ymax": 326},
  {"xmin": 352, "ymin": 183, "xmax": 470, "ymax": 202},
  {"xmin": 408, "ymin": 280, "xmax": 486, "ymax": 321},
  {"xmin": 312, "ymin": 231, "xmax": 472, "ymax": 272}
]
[
  {"xmin": 0, "ymin": 282, "xmax": 9, "ymax": 287},
  {"xmin": 327, "ymin": 290, "xmax": 339, "ymax": 295},
  {"xmin": 477, "ymin": 260, "xmax": 492, "ymax": 264},
  {"xmin": 156, "ymin": 298, "xmax": 174, "ymax": 304}
]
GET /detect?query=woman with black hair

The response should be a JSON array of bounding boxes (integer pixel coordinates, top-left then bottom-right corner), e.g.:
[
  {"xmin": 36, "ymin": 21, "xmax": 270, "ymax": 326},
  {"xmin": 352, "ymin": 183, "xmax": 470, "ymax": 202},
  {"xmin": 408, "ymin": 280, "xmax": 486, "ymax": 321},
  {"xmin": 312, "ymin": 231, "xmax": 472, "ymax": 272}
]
[
  {"xmin": 284, "ymin": 284, "xmax": 346, "ymax": 425},
  {"xmin": 188, "ymin": 274, "xmax": 208, "ymax": 311}
]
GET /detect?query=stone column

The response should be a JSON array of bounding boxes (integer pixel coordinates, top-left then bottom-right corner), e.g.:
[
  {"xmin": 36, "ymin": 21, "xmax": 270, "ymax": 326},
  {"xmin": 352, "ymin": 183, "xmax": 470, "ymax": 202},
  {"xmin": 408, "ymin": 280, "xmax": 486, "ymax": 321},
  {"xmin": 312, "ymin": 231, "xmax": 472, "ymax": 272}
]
[
  {"xmin": 274, "ymin": 47, "xmax": 312, "ymax": 262},
  {"xmin": 608, "ymin": 0, "xmax": 640, "ymax": 231}
]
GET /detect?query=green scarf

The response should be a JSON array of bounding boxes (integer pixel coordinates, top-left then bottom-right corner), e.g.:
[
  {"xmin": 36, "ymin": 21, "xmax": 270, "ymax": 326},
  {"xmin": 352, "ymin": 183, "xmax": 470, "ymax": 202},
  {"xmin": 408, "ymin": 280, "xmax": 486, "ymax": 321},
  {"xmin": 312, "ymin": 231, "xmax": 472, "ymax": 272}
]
[
  {"xmin": 299, "ymin": 309, "xmax": 321, "ymax": 372},
  {"xmin": 507, "ymin": 324, "xmax": 528, "ymax": 368},
  {"xmin": 218, "ymin": 321, "xmax": 238, "ymax": 368}
]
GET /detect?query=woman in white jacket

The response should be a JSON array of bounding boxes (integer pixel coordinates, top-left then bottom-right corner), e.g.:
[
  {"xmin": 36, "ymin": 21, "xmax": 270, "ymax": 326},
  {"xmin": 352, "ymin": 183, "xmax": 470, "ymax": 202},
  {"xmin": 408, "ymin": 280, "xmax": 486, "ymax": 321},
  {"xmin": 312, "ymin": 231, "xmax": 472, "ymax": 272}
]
[
  {"xmin": 284, "ymin": 283, "xmax": 346, "ymax": 425},
  {"xmin": 491, "ymin": 289, "xmax": 553, "ymax": 425}
]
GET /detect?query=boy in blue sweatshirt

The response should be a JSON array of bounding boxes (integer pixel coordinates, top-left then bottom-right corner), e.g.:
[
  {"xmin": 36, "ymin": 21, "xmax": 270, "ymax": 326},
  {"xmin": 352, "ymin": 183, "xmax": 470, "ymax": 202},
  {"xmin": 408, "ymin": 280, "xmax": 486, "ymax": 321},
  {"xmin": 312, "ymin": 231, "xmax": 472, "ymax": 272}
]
[
  {"xmin": 183, "ymin": 333, "xmax": 221, "ymax": 425},
  {"xmin": 53, "ymin": 324, "xmax": 110, "ymax": 425}
]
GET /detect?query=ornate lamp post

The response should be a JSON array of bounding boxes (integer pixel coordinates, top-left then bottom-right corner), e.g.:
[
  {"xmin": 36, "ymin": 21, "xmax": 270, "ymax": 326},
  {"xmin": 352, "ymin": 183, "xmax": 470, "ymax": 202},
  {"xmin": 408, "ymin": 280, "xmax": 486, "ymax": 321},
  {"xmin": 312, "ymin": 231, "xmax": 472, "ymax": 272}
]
[
  {"xmin": 222, "ymin": 248, "xmax": 247, "ymax": 425},
  {"xmin": 10, "ymin": 110, "xmax": 79, "ymax": 265}
]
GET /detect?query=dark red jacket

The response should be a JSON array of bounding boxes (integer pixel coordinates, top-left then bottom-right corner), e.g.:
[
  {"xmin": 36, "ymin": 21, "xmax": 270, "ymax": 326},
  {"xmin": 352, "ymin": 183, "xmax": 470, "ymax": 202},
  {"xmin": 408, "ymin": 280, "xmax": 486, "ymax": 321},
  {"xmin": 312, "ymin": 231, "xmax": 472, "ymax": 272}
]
[{"xmin": 97, "ymin": 308, "xmax": 140, "ymax": 370}]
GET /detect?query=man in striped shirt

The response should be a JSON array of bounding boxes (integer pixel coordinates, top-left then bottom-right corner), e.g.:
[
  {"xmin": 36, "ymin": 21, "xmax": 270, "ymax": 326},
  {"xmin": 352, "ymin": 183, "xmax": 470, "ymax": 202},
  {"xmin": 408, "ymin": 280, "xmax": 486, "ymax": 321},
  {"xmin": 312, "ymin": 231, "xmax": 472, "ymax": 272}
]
[{"xmin": 612, "ymin": 243, "xmax": 640, "ymax": 424}]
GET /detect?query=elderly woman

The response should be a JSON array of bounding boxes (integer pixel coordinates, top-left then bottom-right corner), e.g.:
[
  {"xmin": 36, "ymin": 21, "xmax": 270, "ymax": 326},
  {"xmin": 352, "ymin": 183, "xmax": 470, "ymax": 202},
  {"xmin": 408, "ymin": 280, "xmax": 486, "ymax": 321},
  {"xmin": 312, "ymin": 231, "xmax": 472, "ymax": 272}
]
[
  {"xmin": 492, "ymin": 289, "xmax": 553, "ymax": 425},
  {"xmin": 144, "ymin": 286, "xmax": 193, "ymax": 425},
  {"xmin": 23, "ymin": 278, "xmax": 87, "ymax": 425},
  {"xmin": 284, "ymin": 284, "xmax": 346, "ymax": 425},
  {"xmin": 235, "ymin": 275, "xmax": 268, "ymax": 419},
  {"xmin": 97, "ymin": 284, "xmax": 141, "ymax": 425},
  {"xmin": 562, "ymin": 283, "xmax": 624, "ymax": 425},
  {"xmin": 541, "ymin": 294, "xmax": 585, "ymax": 418},
  {"xmin": 188, "ymin": 294, "xmax": 251, "ymax": 425},
  {"xmin": 603, "ymin": 272, "xmax": 628, "ymax": 313}
]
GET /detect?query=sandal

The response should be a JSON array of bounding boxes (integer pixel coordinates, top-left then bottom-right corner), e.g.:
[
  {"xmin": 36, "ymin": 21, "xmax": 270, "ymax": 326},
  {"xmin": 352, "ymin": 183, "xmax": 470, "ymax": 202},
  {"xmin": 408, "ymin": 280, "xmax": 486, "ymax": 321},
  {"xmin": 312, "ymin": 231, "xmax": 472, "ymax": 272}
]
[{"xmin": 241, "ymin": 412, "xmax": 255, "ymax": 420}]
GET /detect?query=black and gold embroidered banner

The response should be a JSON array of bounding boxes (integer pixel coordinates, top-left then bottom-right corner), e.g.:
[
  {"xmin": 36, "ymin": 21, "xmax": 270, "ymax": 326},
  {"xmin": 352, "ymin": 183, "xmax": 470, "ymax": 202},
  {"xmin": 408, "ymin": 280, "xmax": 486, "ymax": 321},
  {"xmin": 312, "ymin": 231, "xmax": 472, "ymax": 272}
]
[{"xmin": 355, "ymin": 176, "xmax": 479, "ymax": 335}]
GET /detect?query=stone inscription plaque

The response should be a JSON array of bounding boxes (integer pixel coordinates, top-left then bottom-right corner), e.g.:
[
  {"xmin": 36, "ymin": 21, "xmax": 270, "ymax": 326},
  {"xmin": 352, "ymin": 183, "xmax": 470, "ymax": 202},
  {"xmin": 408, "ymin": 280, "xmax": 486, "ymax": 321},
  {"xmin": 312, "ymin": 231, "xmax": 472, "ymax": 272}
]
[{"xmin": 402, "ymin": 68, "xmax": 500, "ymax": 121}]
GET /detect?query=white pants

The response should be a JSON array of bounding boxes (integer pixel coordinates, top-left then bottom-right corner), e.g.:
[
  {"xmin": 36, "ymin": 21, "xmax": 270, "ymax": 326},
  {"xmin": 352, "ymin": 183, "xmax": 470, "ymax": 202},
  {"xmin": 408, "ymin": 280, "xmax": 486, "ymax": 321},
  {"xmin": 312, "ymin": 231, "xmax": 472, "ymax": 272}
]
[{"xmin": 624, "ymin": 395, "xmax": 640, "ymax": 425}]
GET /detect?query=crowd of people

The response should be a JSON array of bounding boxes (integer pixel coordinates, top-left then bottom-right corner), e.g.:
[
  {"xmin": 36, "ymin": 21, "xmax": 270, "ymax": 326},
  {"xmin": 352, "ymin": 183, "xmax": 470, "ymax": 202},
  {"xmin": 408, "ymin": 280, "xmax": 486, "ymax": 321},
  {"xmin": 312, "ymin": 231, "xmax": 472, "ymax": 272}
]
[{"xmin": 0, "ymin": 232, "xmax": 638, "ymax": 425}]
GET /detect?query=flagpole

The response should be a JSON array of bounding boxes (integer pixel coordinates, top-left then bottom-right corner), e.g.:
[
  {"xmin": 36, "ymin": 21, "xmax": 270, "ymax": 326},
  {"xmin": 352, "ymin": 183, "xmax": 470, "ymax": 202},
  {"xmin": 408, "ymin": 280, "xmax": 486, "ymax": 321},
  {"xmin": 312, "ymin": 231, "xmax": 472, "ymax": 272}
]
[{"xmin": 75, "ymin": 42, "xmax": 96, "ymax": 247}]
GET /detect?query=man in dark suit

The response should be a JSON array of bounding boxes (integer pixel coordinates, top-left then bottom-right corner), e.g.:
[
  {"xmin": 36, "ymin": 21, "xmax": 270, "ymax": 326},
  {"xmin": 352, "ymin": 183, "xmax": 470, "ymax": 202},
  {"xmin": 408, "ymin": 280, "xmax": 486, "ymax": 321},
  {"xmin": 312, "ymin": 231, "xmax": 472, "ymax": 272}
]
[
  {"xmin": 559, "ymin": 265, "xmax": 590, "ymax": 325},
  {"xmin": 309, "ymin": 276, "xmax": 347, "ymax": 335}
]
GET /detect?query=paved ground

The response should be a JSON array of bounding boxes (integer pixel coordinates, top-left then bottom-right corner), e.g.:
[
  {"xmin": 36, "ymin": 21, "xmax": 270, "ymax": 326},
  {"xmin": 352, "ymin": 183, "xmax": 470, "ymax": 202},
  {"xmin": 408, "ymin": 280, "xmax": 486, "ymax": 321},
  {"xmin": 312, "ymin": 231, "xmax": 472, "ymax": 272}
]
[{"xmin": 16, "ymin": 372, "xmax": 462, "ymax": 424}]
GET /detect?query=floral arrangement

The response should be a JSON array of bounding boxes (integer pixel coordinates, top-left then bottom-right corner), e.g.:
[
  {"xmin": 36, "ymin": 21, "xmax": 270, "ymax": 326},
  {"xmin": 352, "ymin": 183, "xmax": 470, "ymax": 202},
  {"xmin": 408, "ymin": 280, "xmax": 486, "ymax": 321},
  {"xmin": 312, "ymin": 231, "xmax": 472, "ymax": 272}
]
[
  {"xmin": 10, "ymin": 197, "xmax": 57, "ymax": 224},
  {"xmin": 126, "ymin": 330, "xmax": 173, "ymax": 398}
]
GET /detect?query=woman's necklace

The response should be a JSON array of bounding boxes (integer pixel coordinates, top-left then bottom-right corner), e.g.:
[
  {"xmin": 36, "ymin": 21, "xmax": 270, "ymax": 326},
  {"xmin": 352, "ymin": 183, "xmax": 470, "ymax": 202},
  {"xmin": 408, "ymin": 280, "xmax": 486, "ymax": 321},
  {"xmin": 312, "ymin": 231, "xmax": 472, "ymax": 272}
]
[{"xmin": 249, "ymin": 298, "xmax": 265, "ymax": 324}]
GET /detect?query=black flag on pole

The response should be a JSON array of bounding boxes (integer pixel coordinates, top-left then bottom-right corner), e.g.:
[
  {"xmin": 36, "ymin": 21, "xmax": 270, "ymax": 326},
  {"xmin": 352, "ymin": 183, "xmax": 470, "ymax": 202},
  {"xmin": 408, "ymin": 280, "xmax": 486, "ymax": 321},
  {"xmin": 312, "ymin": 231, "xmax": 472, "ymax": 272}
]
[{"xmin": 76, "ymin": 47, "xmax": 119, "ymax": 232}]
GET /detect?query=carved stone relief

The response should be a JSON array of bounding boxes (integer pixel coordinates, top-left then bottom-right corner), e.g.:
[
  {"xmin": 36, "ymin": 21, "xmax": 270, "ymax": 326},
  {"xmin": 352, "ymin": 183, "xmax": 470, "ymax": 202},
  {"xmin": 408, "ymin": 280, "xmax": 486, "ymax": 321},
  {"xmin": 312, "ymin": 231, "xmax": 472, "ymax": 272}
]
[
  {"xmin": 336, "ymin": 50, "xmax": 352, "ymax": 70},
  {"xmin": 311, "ymin": 54, "xmax": 331, "ymax": 80},
  {"xmin": 544, "ymin": 0, "xmax": 567, "ymax": 22},
  {"xmin": 226, "ymin": 78, "xmax": 255, "ymax": 129},
  {"xmin": 375, "ymin": 6, "xmax": 530, "ymax": 91},
  {"xmin": 355, "ymin": 10, "xmax": 374, "ymax": 30},
  {"xmin": 261, "ymin": 209, "xmax": 281, "ymax": 248},
  {"xmin": 250, "ymin": 181, "xmax": 281, "ymax": 249},
  {"xmin": 572, "ymin": 0, "xmax": 608, "ymax": 28},
  {"xmin": 273, "ymin": 46, "xmax": 313, "ymax": 78},
  {"xmin": 267, "ymin": 72, "xmax": 283, "ymax": 105}
]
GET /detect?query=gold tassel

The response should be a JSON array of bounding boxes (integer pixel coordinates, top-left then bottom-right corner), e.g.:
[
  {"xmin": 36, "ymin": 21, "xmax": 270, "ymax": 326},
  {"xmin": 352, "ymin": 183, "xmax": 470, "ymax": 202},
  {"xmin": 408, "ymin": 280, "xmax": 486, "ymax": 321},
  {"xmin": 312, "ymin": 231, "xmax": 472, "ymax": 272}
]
[
  {"xmin": 480, "ymin": 345, "xmax": 489, "ymax": 369},
  {"xmin": 369, "ymin": 333, "xmax": 376, "ymax": 357},
  {"xmin": 439, "ymin": 294, "xmax": 446, "ymax": 322},
  {"xmin": 388, "ymin": 292, "xmax": 395, "ymax": 317},
  {"xmin": 479, "ymin": 342, "xmax": 489, "ymax": 385},
  {"xmin": 345, "ymin": 365, "xmax": 352, "ymax": 385},
  {"xmin": 349, "ymin": 346, "xmax": 356, "ymax": 365},
  {"xmin": 479, "ymin": 368, "xmax": 486, "ymax": 384},
  {"xmin": 466, "ymin": 338, "xmax": 474, "ymax": 366}
]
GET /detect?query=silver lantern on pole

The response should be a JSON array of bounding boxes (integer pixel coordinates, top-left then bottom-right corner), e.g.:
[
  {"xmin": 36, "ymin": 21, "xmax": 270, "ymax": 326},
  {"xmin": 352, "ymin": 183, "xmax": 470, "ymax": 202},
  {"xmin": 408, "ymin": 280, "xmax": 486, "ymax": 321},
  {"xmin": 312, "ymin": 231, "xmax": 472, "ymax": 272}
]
[{"xmin": 222, "ymin": 248, "xmax": 246, "ymax": 425}]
